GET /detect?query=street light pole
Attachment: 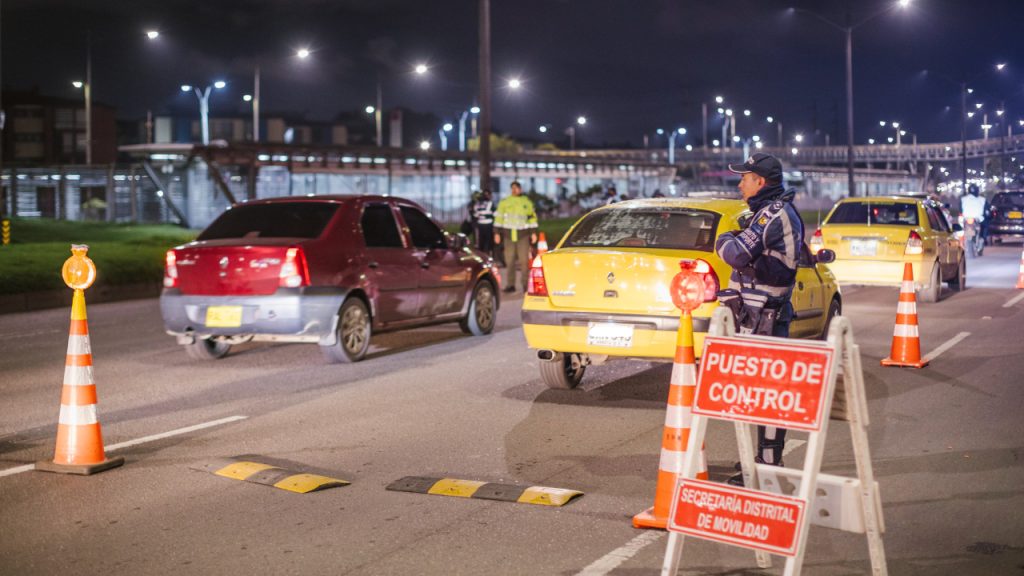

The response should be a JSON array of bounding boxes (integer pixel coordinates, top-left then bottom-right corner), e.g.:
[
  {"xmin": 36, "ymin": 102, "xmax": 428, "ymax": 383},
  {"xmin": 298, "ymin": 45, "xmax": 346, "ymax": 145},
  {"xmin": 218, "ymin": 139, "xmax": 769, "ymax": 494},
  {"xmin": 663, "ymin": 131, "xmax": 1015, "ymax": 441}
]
[
  {"xmin": 375, "ymin": 73, "xmax": 383, "ymax": 147},
  {"xmin": 253, "ymin": 65, "xmax": 260, "ymax": 142},
  {"xmin": 702, "ymin": 103, "xmax": 708, "ymax": 152},
  {"xmin": 844, "ymin": 16, "xmax": 854, "ymax": 196},
  {"xmin": 478, "ymin": 0, "xmax": 492, "ymax": 194},
  {"xmin": 85, "ymin": 30, "xmax": 93, "ymax": 165}
]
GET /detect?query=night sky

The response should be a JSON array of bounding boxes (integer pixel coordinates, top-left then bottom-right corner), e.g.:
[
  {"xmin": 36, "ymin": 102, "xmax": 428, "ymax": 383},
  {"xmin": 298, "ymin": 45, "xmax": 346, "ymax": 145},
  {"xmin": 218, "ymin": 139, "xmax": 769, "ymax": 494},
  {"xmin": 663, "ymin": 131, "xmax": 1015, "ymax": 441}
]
[{"xmin": 3, "ymin": 0, "xmax": 1022, "ymax": 148}]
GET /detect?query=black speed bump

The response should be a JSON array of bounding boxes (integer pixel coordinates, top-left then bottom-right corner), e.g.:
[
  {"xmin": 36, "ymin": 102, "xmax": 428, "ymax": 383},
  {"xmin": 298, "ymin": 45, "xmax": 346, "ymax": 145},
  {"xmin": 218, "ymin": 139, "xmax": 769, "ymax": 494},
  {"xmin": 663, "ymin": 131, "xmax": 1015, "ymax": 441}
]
[
  {"xmin": 191, "ymin": 459, "xmax": 349, "ymax": 494},
  {"xmin": 386, "ymin": 476, "xmax": 582, "ymax": 507}
]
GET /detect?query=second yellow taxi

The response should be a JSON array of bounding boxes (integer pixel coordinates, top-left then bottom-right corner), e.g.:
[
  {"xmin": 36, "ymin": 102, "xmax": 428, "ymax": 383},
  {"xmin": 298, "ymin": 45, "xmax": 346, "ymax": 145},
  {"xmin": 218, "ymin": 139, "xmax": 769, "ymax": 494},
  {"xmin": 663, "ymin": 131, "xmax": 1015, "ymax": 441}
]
[{"xmin": 522, "ymin": 197, "xmax": 841, "ymax": 389}]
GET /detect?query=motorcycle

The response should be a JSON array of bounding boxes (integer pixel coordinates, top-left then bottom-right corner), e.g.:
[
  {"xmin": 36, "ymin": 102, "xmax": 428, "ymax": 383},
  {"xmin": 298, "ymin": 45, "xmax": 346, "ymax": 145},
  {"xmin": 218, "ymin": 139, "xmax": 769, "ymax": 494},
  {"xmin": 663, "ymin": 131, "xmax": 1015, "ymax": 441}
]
[{"xmin": 962, "ymin": 217, "xmax": 984, "ymax": 258}]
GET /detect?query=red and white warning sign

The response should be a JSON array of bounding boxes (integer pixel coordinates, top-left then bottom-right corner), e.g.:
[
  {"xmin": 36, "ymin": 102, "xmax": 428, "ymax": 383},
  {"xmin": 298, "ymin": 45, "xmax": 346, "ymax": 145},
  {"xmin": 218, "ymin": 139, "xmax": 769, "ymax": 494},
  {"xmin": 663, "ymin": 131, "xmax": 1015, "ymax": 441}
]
[
  {"xmin": 694, "ymin": 336, "xmax": 835, "ymax": 431},
  {"xmin": 668, "ymin": 479, "xmax": 806, "ymax": 557}
]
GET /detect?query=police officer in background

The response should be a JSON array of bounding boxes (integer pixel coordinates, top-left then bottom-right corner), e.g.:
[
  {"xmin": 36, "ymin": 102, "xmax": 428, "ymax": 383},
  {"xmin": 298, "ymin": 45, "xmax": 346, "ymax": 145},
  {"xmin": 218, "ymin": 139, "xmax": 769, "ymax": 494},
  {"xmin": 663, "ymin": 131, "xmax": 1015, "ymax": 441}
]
[
  {"xmin": 493, "ymin": 181, "xmax": 538, "ymax": 293},
  {"xmin": 715, "ymin": 153, "xmax": 803, "ymax": 486}
]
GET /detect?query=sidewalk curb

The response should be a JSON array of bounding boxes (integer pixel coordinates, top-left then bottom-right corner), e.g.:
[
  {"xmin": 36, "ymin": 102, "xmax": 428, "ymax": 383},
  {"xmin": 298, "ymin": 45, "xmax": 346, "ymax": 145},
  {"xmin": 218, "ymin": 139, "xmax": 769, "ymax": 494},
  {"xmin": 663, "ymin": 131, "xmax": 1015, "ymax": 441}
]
[{"xmin": 0, "ymin": 282, "xmax": 162, "ymax": 315}]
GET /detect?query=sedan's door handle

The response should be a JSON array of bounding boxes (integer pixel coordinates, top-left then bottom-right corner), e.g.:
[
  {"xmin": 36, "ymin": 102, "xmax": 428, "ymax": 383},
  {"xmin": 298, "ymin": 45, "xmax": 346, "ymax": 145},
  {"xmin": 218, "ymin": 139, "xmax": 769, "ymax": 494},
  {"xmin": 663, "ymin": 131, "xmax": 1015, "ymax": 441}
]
[
  {"xmin": 368, "ymin": 261, "xmax": 379, "ymax": 269},
  {"xmin": 798, "ymin": 281, "xmax": 805, "ymax": 290}
]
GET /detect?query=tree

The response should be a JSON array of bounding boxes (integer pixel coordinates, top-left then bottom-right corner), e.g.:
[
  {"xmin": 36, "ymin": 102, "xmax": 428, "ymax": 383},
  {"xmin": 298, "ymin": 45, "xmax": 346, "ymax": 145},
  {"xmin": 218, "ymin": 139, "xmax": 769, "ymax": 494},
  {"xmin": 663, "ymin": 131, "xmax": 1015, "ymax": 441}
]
[{"xmin": 469, "ymin": 133, "xmax": 522, "ymax": 154}]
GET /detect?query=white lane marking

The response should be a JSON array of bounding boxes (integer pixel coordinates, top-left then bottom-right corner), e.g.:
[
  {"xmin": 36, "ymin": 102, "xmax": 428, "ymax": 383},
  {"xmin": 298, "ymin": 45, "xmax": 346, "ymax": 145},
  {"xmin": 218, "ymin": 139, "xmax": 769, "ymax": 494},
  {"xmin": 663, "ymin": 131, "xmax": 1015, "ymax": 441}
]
[
  {"xmin": 0, "ymin": 415, "xmax": 248, "ymax": 479},
  {"xmin": 921, "ymin": 332, "xmax": 971, "ymax": 364},
  {"xmin": 576, "ymin": 531, "xmax": 665, "ymax": 576},
  {"xmin": 783, "ymin": 439, "xmax": 807, "ymax": 458},
  {"xmin": 1003, "ymin": 292, "xmax": 1024, "ymax": 308},
  {"xmin": 0, "ymin": 464, "xmax": 35, "ymax": 478}
]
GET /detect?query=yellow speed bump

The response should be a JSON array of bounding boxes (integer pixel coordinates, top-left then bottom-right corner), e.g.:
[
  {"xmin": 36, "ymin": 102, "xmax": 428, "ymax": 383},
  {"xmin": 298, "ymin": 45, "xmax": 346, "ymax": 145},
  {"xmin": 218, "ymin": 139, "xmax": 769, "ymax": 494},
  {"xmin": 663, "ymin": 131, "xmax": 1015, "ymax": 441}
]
[
  {"xmin": 387, "ymin": 476, "xmax": 582, "ymax": 507},
  {"xmin": 193, "ymin": 459, "xmax": 349, "ymax": 494}
]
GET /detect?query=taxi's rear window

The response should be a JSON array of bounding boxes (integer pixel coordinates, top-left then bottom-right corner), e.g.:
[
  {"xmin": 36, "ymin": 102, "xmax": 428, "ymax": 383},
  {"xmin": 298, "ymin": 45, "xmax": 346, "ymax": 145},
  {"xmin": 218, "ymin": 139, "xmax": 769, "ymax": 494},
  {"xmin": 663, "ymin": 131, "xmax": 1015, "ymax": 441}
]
[
  {"xmin": 993, "ymin": 192, "xmax": 1024, "ymax": 208},
  {"xmin": 562, "ymin": 208, "xmax": 719, "ymax": 251},
  {"xmin": 826, "ymin": 202, "xmax": 918, "ymax": 226}
]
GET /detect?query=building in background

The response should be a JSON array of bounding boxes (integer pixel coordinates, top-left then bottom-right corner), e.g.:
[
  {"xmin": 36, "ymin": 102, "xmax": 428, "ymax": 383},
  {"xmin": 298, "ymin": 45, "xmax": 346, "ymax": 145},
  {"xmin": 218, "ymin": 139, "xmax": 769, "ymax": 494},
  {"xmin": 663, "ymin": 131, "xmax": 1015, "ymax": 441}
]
[{"xmin": 1, "ymin": 88, "xmax": 117, "ymax": 164}]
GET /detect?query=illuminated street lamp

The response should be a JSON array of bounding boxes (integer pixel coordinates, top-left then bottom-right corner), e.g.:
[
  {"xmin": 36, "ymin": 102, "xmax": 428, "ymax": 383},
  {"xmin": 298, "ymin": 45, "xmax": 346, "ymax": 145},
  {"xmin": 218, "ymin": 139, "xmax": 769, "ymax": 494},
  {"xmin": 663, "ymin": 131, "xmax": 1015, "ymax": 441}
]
[
  {"xmin": 790, "ymin": 0, "xmax": 912, "ymax": 196},
  {"xmin": 364, "ymin": 105, "xmax": 375, "ymax": 115},
  {"xmin": 507, "ymin": 78, "xmax": 521, "ymax": 90},
  {"xmin": 414, "ymin": 63, "xmax": 429, "ymax": 75},
  {"xmin": 439, "ymin": 122, "xmax": 453, "ymax": 151},
  {"xmin": 668, "ymin": 127, "xmax": 687, "ymax": 164},
  {"xmin": 296, "ymin": 48, "xmax": 311, "ymax": 59},
  {"xmin": 145, "ymin": 30, "xmax": 159, "ymax": 40},
  {"xmin": 419, "ymin": 140, "xmax": 431, "ymax": 151},
  {"xmin": 181, "ymin": 81, "xmax": 226, "ymax": 145},
  {"xmin": 567, "ymin": 116, "xmax": 587, "ymax": 149}
]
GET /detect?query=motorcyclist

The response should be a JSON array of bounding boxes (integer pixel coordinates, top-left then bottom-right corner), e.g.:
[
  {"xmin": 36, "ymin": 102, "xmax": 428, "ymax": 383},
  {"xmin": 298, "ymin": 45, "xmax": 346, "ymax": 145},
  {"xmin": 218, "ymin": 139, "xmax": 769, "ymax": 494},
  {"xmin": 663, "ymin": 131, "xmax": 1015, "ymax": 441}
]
[{"xmin": 960, "ymin": 184, "xmax": 987, "ymax": 246}]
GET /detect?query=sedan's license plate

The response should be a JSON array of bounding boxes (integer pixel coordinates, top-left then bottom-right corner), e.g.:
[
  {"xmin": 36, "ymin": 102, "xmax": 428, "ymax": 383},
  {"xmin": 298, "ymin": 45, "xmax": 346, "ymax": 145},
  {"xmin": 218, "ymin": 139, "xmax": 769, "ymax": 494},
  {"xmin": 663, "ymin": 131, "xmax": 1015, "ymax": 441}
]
[
  {"xmin": 587, "ymin": 322, "xmax": 634, "ymax": 348},
  {"xmin": 1009, "ymin": 211, "xmax": 1023, "ymax": 219},
  {"xmin": 205, "ymin": 306, "xmax": 243, "ymax": 328},
  {"xmin": 849, "ymin": 239, "xmax": 878, "ymax": 256}
]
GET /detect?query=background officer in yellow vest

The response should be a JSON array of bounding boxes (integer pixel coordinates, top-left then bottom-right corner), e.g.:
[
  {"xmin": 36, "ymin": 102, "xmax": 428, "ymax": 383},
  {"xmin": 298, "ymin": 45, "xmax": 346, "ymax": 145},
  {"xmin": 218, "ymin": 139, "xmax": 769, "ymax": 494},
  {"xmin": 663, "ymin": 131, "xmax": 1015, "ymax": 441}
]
[{"xmin": 493, "ymin": 181, "xmax": 538, "ymax": 293}]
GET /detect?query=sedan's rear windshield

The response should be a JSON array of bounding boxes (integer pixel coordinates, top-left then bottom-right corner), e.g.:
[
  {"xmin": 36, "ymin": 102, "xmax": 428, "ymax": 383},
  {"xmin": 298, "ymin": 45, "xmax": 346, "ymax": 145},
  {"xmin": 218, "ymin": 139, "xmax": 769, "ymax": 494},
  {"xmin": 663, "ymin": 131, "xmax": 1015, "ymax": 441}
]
[
  {"xmin": 198, "ymin": 203, "xmax": 340, "ymax": 240},
  {"xmin": 826, "ymin": 202, "xmax": 919, "ymax": 226},
  {"xmin": 562, "ymin": 208, "xmax": 719, "ymax": 251},
  {"xmin": 993, "ymin": 192, "xmax": 1024, "ymax": 208}
]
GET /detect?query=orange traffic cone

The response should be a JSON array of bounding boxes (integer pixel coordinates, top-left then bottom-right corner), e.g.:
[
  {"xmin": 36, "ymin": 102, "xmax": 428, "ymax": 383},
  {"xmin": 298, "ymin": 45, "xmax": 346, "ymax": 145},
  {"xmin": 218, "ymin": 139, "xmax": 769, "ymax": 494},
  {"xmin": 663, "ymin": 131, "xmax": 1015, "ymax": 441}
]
[
  {"xmin": 36, "ymin": 288, "xmax": 124, "ymax": 475},
  {"xmin": 881, "ymin": 262, "xmax": 928, "ymax": 369},
  {"xmin": 536, "ymin": 232, "xmax": 549, "ymax": 255},
  {"xmin": 1016, "ymin": 247, "xmax": 1024, "ymax": 289},
  {"xmin": 633, "ymin": 311, "xmax": 708, "ymax": 529}
]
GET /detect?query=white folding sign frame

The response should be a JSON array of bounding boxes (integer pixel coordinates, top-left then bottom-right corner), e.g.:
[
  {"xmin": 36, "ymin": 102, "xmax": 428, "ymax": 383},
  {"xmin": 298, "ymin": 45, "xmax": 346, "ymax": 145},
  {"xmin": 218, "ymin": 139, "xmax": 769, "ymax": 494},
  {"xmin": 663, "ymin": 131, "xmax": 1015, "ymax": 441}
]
[{"xmin": 662, "ymin": 308, "xmax": 888, "ymax": 576}]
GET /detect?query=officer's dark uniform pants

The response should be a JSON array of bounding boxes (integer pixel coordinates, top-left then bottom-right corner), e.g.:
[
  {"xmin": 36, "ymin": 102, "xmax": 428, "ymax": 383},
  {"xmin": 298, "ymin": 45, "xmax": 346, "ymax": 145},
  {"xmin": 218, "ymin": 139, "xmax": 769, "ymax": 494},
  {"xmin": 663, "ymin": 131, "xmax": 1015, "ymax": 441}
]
[
  {"xmin": 757, "ymin": 305, "xmax": 791, "ymax": 464},
  {"xmin": 476, "ymin": 223, "xmax": 494, "ymax": 254}
]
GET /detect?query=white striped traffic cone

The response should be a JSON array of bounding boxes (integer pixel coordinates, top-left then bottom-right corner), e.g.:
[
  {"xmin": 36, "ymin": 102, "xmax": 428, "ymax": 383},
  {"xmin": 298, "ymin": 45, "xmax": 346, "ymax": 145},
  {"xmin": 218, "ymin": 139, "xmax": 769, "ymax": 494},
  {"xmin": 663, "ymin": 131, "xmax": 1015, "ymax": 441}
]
[
  {"xmin": 881, "ymin": 262, "xmax": 928, "ymax": 369},
  {"xmin": 1016, "ymin": 247, "xmax": 1024, "ymax": 289},
  {"xmin": 633, "ymin": 311, "xmax": 708, "ymax": 529},
  {"xmin": 36, "ymin": 289, "xmax": 124, "ymax": 475}
]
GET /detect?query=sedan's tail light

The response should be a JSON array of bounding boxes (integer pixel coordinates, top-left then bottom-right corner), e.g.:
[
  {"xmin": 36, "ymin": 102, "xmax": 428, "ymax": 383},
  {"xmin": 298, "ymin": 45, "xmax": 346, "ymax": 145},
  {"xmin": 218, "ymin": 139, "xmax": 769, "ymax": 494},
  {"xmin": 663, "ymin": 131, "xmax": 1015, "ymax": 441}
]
[
  {"xmin": 809, "ymin": 228, "xmax": 824, "ymax": 254},
  {"xmin": 694, "ymin": 258, "xmax": 719, "ymax": 302},
  {"xmin": 527, "ymin": 256, "xmax": 548, "ymax": 296},
  {"xmin": 279, "ymin": 247, "xmax": 310, "ymax": 288},
  {"xmin": 905, "ymin": 230, "xmax": 923, "ymax": 256},
  {"xmin": 163, "ymin": 250, "xmax": 178, "ymax": 288}
]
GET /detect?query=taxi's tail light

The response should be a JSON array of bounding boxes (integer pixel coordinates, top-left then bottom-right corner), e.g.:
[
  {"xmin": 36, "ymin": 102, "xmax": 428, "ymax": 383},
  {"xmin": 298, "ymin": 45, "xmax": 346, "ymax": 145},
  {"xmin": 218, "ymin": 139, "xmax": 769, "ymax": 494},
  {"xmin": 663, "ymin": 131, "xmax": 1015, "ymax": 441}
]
[
  {"xmin": 527, "ymin": 256, "xmax": 548, "ymax": 297},
  {"xmin": 904, "ymin": 230, "xmax": 923, "ymax": 256},
  {"xmin": 163, "ymin": 250, "xmax": 178, "ymax": 288},
  {"xmin": 279, "ymin": 247, "xmax": 310, "ymax": 288},
  {"xmin": 809, "ymin": 228, "xmax": 824, "ymax": 253},
  {"xmin": 694, "ymin": 258, "xmax": 719, "ymax": 302}
]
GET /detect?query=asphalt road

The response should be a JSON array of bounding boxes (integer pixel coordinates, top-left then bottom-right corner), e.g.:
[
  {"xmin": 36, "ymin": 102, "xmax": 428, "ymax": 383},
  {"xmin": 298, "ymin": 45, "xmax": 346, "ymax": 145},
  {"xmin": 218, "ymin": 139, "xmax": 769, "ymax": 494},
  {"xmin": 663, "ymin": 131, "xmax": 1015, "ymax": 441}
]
[{"xmin": 2, "ymin": 245, "xmax": 1023, "ymax": 575}]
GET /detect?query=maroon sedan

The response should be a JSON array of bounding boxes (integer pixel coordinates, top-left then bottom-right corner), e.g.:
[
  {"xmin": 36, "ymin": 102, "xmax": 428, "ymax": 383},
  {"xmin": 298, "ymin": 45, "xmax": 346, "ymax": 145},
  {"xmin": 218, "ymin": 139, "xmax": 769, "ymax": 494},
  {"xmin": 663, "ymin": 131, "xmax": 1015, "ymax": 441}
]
[{"xmin": 160, "ymin": 195, "xmax": 500, "ymax": 363}]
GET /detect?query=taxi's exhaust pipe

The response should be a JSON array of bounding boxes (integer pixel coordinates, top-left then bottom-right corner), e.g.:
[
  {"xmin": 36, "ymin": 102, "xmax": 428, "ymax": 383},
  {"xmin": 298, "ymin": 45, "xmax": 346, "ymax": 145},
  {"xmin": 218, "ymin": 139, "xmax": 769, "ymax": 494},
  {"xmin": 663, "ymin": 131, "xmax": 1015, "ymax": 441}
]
[{"xmin": 537, "ymin": 349, "xmax": 556, "ymax": 361}]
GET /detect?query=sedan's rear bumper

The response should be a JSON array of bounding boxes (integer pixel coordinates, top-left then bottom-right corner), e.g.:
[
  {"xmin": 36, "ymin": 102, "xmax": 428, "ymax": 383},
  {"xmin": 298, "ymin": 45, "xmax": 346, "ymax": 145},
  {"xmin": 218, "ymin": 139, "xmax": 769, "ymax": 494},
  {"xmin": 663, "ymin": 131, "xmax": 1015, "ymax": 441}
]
[
  {"xmin": 160, "ymin": 287, "xmax": 347, "ymax": 344},
  {"xmin": 989, "ymin": 221, "xmax": 1024, "ymax": 236}
]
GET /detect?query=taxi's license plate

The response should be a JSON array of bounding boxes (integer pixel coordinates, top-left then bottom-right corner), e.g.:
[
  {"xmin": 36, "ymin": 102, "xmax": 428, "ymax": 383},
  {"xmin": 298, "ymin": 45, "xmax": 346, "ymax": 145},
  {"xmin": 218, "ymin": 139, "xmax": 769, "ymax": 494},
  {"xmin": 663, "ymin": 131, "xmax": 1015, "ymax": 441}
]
[
  {"xmin": 849, "ymin": 239, "xmax": 878, "ymax": 256},
  {"xmin": 205, "ymin": 306, "xmax": 243, "ymax": 328},
  {"xmin": 1009, "ymin": 210, "xmax": 1023, "ymax": 219},
  {"xmin": 587, "ymin": 322, "xmax": 634, "ymax": 348}
]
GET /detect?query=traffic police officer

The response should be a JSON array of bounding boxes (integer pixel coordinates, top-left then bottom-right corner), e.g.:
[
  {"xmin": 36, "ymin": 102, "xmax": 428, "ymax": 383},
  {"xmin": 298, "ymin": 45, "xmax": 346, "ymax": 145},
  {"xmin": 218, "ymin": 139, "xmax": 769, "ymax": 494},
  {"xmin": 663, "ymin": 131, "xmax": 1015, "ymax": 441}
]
[
  {"xmin": 715, "ymin": 152, "xmax": 804, "ymax": 485},
  {"xmin": 493, "ymin": 181, "xmax": 538, "ymax": 293}
]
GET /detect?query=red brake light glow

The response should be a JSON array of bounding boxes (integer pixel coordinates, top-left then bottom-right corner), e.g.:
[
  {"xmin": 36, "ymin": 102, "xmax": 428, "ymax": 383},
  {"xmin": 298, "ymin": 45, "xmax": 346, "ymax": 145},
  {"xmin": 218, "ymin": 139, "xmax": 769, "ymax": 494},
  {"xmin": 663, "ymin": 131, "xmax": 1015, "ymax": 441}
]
[
  {"xmin": 527, "ymin": 256, "xmax": 548, "ymax": 296},
  {"xmin": 164, "ymin": 250, "xmax": 178, "ymax": 288},
  {"xmin": 905, "ymin": 230, "xmax": 923, "ymax": 255},
  {"xmin": 279, "ymin": 247, "xmax": 310, "ymax": 288},
  {"xmin": 697, "ymin": 258, "xmax": 720, "ymax": 302},
  {"xmin": 809, "ymin": 228, "xmax": 824, "ymax": 254}
]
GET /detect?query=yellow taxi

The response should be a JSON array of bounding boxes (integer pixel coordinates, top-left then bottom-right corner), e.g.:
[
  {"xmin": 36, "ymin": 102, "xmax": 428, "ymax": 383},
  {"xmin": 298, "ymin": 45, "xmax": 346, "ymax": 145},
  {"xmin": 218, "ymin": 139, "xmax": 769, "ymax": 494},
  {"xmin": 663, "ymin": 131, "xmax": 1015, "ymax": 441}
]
[
  {"xmin": 809, "ymin": 195, "xmax": 965, "ymax": 302},
  {"xmin": 522, "ymin": 197, "xmax": 841, "ymax": 389}
]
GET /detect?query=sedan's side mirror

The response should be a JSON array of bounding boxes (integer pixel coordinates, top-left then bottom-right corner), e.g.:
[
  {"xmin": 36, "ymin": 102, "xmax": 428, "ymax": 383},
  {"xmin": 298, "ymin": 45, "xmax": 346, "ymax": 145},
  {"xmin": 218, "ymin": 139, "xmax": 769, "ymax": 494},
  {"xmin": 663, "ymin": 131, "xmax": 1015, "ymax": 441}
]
[
  {"xmin": 448, "ymin": 232, "xmax": 468, "ymax": 251},
  {"xmin": 952, "ymin": 223, "xmax": 963, "ymax": 232},
  {"xmin": 815, "ymin": 249, "xmax": 836, "ymax": 264}
]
